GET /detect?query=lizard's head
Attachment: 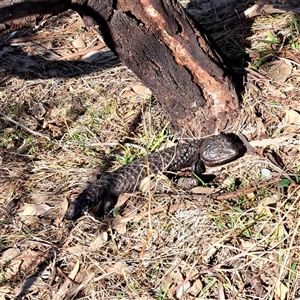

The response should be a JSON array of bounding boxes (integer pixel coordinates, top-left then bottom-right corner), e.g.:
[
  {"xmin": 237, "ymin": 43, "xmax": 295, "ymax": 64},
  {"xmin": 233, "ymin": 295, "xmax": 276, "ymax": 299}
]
[{"xmin": 200, "ymin": 134, "xmax": 239, "ymax": 167}]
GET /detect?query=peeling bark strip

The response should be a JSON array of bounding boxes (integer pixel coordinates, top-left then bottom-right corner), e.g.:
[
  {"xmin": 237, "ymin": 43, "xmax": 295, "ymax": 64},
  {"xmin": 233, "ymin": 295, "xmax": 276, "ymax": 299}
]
[
  {"xmin": 0, "ymin": 0, "xmax": 240, "ymax": 137},
  {"xmin": 126, "ymin": 0, "xmax": 238, "ymax": 115}
]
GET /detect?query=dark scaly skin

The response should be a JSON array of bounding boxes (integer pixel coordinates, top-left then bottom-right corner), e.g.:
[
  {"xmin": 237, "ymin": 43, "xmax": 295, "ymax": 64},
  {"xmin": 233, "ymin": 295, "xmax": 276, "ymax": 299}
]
[{"xmin": 65, "ymin": 134, "xmax": 238, "ymax": 220}]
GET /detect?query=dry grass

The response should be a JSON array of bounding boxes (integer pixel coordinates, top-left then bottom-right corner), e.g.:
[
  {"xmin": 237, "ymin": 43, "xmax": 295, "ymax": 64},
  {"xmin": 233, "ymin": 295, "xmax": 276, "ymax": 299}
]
[{"xmin": 0, "ymin": 1, "xmax": 300, "ymax": 299}]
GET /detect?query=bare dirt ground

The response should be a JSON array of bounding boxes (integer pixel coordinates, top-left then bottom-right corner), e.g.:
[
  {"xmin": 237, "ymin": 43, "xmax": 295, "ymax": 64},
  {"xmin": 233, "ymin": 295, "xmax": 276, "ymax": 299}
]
[{"xmin": 0, "ymin": 1, "xmax": 300, "ymax": 299}]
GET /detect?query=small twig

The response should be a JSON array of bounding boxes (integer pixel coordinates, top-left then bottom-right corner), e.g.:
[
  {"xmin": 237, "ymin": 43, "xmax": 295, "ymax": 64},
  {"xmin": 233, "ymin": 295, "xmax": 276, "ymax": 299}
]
[
  {"xmin": 245, "ymin": 67, "xmax": 269, "ymax": 80},
  {"xmin": 8, "ymin": 20, "xmax": 81, "ymax": 44},
  {"xmin": 3, "ymin": 150, "xmax": 36, "ymax": 158},
  {"xmin": 0, "ymin": 206, "xmax": 12, "ymax": 222},
  {"xmin": 238, "ymin": 132, "xmax": 256, "ymax": 155},
  {"xmin": 121, "ymin": 202, "xmax": 186, "ymax": 223},
  {"xmin": 0, "ymin": 111, "xmax": 51, "ymax": 141},
  {"xmin": 190, "ymin": 177, "xmax": 280, "ymax": 200},
  {"xmin": 277, "ymin": 56, "xmax": 300, "ymax": 67},
  {"xmin": 57, "ymin": 43, "xmax": 107, "ymax": 61},
  {"xmin": 66, "ymin": 140, "xmax": 147, "ymax": 151},
  {"xmin": 56, "ymin": 266, "xmax": 76, "ymax": 284},
  {"xmin": 213, "ymin": 177, "xmax": 279, "ymax": 201}
]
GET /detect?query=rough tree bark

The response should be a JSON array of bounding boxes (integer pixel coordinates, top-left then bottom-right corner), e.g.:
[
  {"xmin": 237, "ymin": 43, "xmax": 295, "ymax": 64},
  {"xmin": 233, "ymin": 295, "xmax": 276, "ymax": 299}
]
[{"xmin": 0, "ymin": 0, "xmax": 240, "ymax": 137}]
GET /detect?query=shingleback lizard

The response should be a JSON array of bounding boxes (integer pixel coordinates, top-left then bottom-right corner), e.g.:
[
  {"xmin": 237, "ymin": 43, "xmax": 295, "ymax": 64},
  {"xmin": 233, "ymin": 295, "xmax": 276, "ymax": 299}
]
[{"xmin": 65, "ymin": 134, "xmax": 239, "ymax": 220}]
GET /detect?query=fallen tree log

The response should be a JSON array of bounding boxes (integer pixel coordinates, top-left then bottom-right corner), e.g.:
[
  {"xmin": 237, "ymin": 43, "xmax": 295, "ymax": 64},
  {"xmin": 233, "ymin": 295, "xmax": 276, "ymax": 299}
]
[{"xmin": 0, "ymin": 0, "xmax": 240, "ymax": 137}]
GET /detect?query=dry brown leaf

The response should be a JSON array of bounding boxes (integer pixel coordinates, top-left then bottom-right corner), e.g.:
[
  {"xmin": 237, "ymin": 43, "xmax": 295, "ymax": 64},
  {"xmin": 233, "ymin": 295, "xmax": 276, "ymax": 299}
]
[
  {"xmin": 30, "ymin": 193, "xmax": 49, "ymax": 204},
  {"xmin": 257, "ymin": 195, "xmax": 279, "ymax": 217},
  {"xmin": 162, "ymin": 267, "xmax": 185, "ymax": 297},
  {"xmin": 222, "ymin": 177, "xmax": 235, "ymax": 188},
  {"xmin": 66, "ymin": 245, "xmax": 88, "ymax": 255},
  {"xmin": 130, "ymin": 83, "xmax": 151, "ymax": 96},
  {"xmin": 139, "ymin": 176, "xmax": 151, "ymax": 193},
  {"xmin": 0, "ymin": 248, "xmax": 20, "ymax": 265},
  {"xmin": 1, "ymin": 249, "xmax": 46, "ymax": 281},
  {"xmin": 66, "ymin": 233, "xmax": 108, "ymax": 254},
  {"xmin": 176, "ymin": 281, "xmax": 191, "ymax": 298},
  {"xmin": 104, "ymin": 261, "xmax": 127, "ymax": 274},
  {"xmin": 0, "ymin": 294, "xmax": 7, "ymax": 300},
  {"xmin": 19, "ymin": 203, "xmax": 52, "ymax": 216},
  {"xmin": 278, "ymin": 110, "xmax": 300, "ymax": 134},
  {"xmin": 281, "ymin": 126, "xmax": 299, "ymax": 134},
  {"xmin": 139, "ymin": 174, "xmax": 170, "ymax": 193},
  {"xmin": 283, "ymin": 144, "xmax": 300, "ymax": 154},
  {"xmin": 69, "ymin": 260, "xmax": 80, "ymax": 280},
  {"xmin": 19, "ymin": 249, "xmax": 46, "ymax": 272},
  {"xmin": 281, "ymin": 110, "xmax": 300, "ymax": 126},
  {"xmin": 283, "ymin": 84, "xmax": 295, "ymax": 92},
  {"xmin": 48, "ymin": 124, "xmax": 62, "ymax": 136},
  {"xmin": 190, "ymin": 186, "xmax": 220, "ymax": 194},
  {"xmin": 113, "ymin": 216, "xmax": 127, "ymax": 235},
  {"xmin": 188, "ymin": 279, "xmax": 203, "ymax": 297},
  {"xmin": 275, "ymin": 282, "xmax": 289, "ymax": 300},
  {"xmin": 249, "ymin": 135, "xmax": 293, "ymax": 148},
  {"xmin": 0, "ymin": 249, "xmax": 21, "ymax": 280},
  {"xmin": 116, "ymin": 193, "xmax": 133, "ymax": 207},
  {"xmin": 41, "ymin": 40, "xmax": 52, "ymax": 49},
  {"xmin": 268, "ymin": 89, "xmax": 286, "ymax": 99},
  {"xmin": 72, "ymin": 37, "xmax": 86, "ymax": 49},
  {"xmin": 159, "ymin": 140, "xmax": 176, "ymax": 150},
  {"xmin": 23, "ymin": 215, "xmax": 40, "ymax": 225},
  {"xmin": 75, "ymin": 265, "xmax": 98, "ymax": 285},
  {"xmin": 240, "ymin": 240, "xmax": 264, "ymax": 251},
  {"xmin": 202, "ymin": 245, "xmax": 218, "ymax": 264},
  {"xmin": 55, "ymin": 48, "xmax": 73, "ymax": 58},
  {"xmin": 56, "ymin": 260, "xmax": 80, "ymax": 298},
  {"xmin": 121, "ymin": 89, "xmax": 139, "ymax": 99},
  {"xmin": 2, "ymin": 259, "xmax": 22, "ymax": 280},
  {"xmin": 55, "ymin": 197, "xmax": 69, "ymax": 227},
  {"xmin": 262, "ymin": 59, "xmax": 292, "ymax": 82},
  {"xmin": 89, "ymin": 232, "xmax": 108, "ymax": 251}
]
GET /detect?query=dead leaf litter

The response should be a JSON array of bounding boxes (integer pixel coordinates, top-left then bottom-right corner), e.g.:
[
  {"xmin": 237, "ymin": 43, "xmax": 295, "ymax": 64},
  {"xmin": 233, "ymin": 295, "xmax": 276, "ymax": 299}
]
[{"xmin": 0, "ymin": 1, "xmax": 300, "ymax": 299}]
